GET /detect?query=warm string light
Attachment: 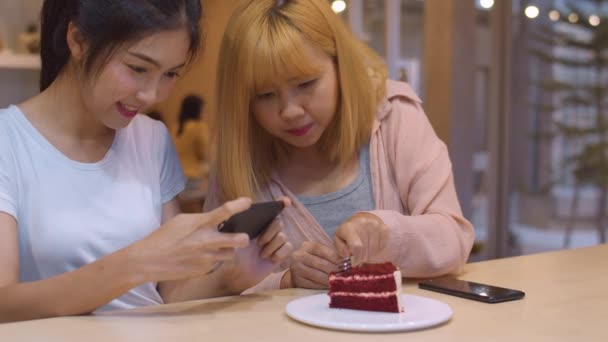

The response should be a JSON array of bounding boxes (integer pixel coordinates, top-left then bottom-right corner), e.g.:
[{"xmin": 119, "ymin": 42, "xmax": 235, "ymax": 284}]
[
  {"xmin": 527, "ymin": 6, "xmax": 600, "ymax": 26},
  {"xmin": 479, "ymin": 0, "xmax": 494, "ymax": 10},
  {"xmin": 331, "ymin": 0, "xmax": 346, "ymax": 13},
  {"xmin": 525, "ymin": 5, "xmax": 540, "ymax": 19},
  {"xmin": 589, "ymin": 14, "xmax": 600, "ymax": 26},
  {"xmin": 549, "ymin": 10, "xmax": 560, "ymax": 22}
]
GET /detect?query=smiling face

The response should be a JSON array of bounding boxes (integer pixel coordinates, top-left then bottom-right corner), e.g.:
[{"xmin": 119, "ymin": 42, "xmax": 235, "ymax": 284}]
[
  {"xmin": 79, "ymin": 28, "xmax": 190, "ymax": 129},
  {"xmin": 250, "ymin": 38, "xmax": 339, "ymax": 150}
]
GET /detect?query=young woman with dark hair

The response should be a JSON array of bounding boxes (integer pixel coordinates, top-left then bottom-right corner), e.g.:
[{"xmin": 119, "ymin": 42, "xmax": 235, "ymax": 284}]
[{"xmin": 0, "ymin": 0, "xmax": 292, "ymax": 322}]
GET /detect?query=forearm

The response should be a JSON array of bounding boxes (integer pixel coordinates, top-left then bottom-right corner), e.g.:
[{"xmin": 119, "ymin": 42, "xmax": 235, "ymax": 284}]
[
  {"xmin": 160, "ymin": 265, "xmax": 291, "ymax": 302},
  {"xmin": 241, "ymin": 269, "xmax": 289, "ymax": 294},
  {"xmin": 158, "ymin": 267, "xmax": 237, "ymax": 303},
  {"xmin": 0, "ymin": 247, "xmax": 142, "ymax": 323}
]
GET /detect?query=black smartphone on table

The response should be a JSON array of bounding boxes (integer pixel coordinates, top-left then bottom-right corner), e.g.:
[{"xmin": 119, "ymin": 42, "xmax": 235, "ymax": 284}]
[
  {"xmin": 217, "ymin": 200, "xmax": 285, "ymax": 239},
  {"xmin": 418, "ymin": 277, "xmax": 525, "ymax": 303}
]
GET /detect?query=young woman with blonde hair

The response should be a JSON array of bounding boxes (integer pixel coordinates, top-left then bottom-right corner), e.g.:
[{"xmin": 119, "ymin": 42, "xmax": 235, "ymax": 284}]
[{"xmin": 206, "ymin": 0, "xmax": 475, "ymax": 291}]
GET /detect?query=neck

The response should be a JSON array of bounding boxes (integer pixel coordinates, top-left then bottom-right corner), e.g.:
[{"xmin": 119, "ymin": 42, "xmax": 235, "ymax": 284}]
[
  {"xmin": 21, "ymin": 68, "xmax": 113, "ymax": 141},
  {"xmin": 284, "ymin": 144, "xmax": 331, "ymax": 169},
  {"xmin": 276, "ymin": 143, "xmax": 359, "ymax": 197},
  {"xmin": 278, "ymin": 143, "xmax": 357, "ymax": 178}
]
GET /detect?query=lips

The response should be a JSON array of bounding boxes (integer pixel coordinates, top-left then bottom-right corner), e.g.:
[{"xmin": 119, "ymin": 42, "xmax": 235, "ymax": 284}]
[
  {"xmin": 286, "ymin": 123, "xmax": 313, "ymax": 137},
  {"xmin": 116, "ymin": 102, "xmax": 139, "ymax": 118}
]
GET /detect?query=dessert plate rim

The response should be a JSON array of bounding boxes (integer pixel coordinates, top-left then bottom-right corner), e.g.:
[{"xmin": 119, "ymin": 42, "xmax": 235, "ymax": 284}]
[{"xmin": 285, "ymin": 293, "xmax": 452, "ymax": 333}]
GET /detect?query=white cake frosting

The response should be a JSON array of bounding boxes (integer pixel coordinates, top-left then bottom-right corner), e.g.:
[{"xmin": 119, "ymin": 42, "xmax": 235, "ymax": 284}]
[{"xmin": 394, "ymin": 269, "xmax": 403, "ymax": 312}]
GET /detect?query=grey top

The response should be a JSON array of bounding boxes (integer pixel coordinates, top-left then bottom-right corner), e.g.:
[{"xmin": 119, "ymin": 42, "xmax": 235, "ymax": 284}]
[{"xmin": 297, "ymin": 145, "xmax": 375, "ymax": 238}]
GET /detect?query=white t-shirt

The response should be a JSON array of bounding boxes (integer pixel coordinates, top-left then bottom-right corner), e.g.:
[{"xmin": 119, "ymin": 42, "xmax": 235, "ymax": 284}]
[{"xmin": 0, "ymin": 105, "xmax": 185, "ymax": 312}]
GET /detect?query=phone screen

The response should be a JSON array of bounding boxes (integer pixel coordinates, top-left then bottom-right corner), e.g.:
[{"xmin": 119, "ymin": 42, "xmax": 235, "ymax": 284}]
[
  {"xmin": 418, "ymin": 277, "xmax": 525, "ymax": 303},
  {"xmin": 218, "ymin": 201, "xmax": 285, "ymax": 239}
]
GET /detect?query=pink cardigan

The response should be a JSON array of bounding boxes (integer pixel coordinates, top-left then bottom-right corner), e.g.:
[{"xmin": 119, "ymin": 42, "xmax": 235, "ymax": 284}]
[{"xmin": 205, "ymin": 80, "xmax": 475, "ymax": 293}]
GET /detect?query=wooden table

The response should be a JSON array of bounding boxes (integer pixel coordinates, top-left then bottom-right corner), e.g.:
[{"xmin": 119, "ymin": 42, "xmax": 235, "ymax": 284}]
[{"xmin": 1, "ymin": 245, "xmax": 606, "ymax": 341}]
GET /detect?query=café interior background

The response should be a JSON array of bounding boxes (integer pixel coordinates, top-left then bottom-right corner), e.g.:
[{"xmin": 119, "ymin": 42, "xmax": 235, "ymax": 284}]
[{"xmin": 1, "ymin": 0, "xmax": 606, "ymax": 261}]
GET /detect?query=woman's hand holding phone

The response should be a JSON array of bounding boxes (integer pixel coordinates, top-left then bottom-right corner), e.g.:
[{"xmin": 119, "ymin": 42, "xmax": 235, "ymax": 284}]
[
  {"xmin": 130, "ymin": 198, "xmax": 252, "ymax": 282},
  {"xmin": 218, "ymin": 197, "xmax": 294, "ymax": 293}
]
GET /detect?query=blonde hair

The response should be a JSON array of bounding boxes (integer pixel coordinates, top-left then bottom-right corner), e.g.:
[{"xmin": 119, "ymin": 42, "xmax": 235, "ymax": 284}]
[{"xmin": 214, "ymin": 0, "xmax": 387, "ymax": 201}]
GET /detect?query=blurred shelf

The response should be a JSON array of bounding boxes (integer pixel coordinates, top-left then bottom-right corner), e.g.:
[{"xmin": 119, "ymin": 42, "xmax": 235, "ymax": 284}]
[{"xmin": 0, "ymin": 52, "xmax": 41, "ymax": 70}]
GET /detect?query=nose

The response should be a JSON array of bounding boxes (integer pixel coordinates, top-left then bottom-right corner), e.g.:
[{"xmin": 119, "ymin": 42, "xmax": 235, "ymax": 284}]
[
  {"xmin": 135, "ymin": 79, "xmax": 160, "ymax": 106},
  {"xmin": 279, "ymin": 95, "xmax": 305, "ymax": 121}
]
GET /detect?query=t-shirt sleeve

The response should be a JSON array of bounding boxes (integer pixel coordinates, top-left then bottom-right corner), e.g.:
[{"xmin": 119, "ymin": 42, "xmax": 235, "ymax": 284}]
[
  {"xmin": 0, "ymin": 127, "xmax": 18, "ymax": 219},
  {"xmin": 158, "ymin": 124, "xmax": 186, "ymax": 204}
]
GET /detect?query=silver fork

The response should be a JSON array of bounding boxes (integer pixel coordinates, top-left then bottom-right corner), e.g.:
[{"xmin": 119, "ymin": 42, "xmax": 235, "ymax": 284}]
[{"xmin": 337, "ymin": 257, "xmax": 352, "ymax": 273}]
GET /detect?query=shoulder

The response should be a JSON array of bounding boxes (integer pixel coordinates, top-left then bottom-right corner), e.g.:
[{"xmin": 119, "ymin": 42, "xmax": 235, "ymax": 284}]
[
  {"xmin": 0, "ymin": 106, "xmax": 21, "ymax": 171},
  {"xmin": 0, "ymin": 106, "xmax": 21, "ymax": 150},
  {"xmin": 375, "ymin": 80, "xmax": 423, "ymax": 122},
  {"xmin": 129, "ymin": 114, "xmax": 167, "ymax": 133},
  {"xmin": 384, "ymin": 79, "xmax": 422, "ymax": 104},
  {"xmin": 120, "ymin": 115, "xmax": 175, "ymax": 165},
  {"xmin": 374, "ymin": 81, "xmax": 444, "ymax": 154},
  {"xmin": 375, "ymin": 80, "xmax": 426, "ymax": 128},
  {"xmin": 0, "ymin": 105, "xmax": 19, "ymax": 132},
  {"xmin": 126, "ymin": 114, "xmax": 171, "ymax": 144}
]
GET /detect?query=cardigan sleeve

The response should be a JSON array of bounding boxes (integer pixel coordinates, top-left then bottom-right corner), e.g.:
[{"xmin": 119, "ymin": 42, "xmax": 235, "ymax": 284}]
[{"xmin": 366, "ymin": 96, "xmax": 475, "ymax": 278}]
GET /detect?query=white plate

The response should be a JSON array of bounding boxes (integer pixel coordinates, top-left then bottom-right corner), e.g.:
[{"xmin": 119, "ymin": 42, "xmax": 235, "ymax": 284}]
[{"xmin": 285, "ymin": 294, "xmax": 452, "ymax": 333}]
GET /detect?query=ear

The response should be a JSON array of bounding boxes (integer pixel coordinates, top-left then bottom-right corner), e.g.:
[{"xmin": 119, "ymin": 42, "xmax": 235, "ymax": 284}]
[{"xmin": 66, "ymin": 21, "xmax": 88, "ymax": 60}]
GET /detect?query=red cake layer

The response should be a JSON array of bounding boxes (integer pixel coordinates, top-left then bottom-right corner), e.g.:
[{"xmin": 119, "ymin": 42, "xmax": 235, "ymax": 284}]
[
  {"xmin": 328, "ymin": 262, "xmax": 403, "ymax": 313},
  {"xmin": 329, "ymin": 276, "xmax": 397, "ymax": 293},
  {"xmin": 329, "ymin": 294, "xmax": 400, "ymax": 313}
]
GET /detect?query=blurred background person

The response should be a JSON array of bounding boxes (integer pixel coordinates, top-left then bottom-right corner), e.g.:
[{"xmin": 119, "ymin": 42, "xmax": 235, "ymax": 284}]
[
  {"xmin": 174, "ymin": 94, "xmax": 209, "ymax": 212},
  {"xmin": 146, "ymin": 109, "xmax": 164, "ymax": 124}
]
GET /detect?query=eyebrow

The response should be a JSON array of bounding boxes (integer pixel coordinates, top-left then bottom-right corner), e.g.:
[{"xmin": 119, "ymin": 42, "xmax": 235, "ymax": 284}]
[
  {"xmin": 288, "ymin": 72, "xmax": 321, "ymax": 82},
  {"xmin": 127, "ymin": 52, "xmax": 186, "ymax": 70},
  {"xmin": 288, "ymin": 76, "xmax": 309, "ymax": 82}
]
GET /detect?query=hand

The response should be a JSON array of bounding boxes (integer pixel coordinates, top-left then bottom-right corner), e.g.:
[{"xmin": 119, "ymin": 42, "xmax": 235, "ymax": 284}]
[
  {"xmin": 287, "ymin": 241, "xmax": 340, "ymax": 289},
  {"xmin": 130, "ymin": 198, "xmax": 252, "ymax": 282},
  {"xmin": 219, "ymin": 197, "xmax": 294, "ymax": 293},
  {"xmin": 333, "ymin": 212, "xmax": 389, "ymax": 266},
  {"xmin": 257, "ymin": 199, "xmax": 293, "ymax": 263}
]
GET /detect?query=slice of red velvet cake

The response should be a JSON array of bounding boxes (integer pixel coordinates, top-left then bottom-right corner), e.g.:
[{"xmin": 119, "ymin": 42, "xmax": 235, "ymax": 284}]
[{"xmin": 328, "ymin": 262, "xmax": 404, "ymax": 313}]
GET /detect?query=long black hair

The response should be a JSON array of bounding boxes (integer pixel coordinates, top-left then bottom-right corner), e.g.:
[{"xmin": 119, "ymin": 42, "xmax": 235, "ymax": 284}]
[
  {"xmin": 39, "ymin": 0, "xmax": 202, "ymax": 91},
  {"xmin": 177, "ymin": 94, "xmax": 204, "ymax": 136}
]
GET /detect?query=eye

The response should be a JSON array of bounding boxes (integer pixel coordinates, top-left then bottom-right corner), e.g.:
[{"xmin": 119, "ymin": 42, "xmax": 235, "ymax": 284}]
[
  {"xmin": 299, "ymin": 79, "xmax": 317, "ymax": 88},
  {"xmin": 128, "ymin": 65, "xmax": 147, "ymax": 74},
  {"xmin": 255, "ymin": 91, "xmax": 276, "ymax": 100},
  {"xmin": 165, "ymin": 71, "xmax": 181, "ymax": 79}
]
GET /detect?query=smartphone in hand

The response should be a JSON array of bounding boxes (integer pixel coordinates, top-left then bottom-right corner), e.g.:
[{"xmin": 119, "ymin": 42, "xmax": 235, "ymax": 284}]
[
  {"xmin": 218, "ymin": 201, "xmax": 285, "ymax": 239},
  {"xmin": 418, "ymin": 277, "xmax": 525, "ymax": 303}
]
